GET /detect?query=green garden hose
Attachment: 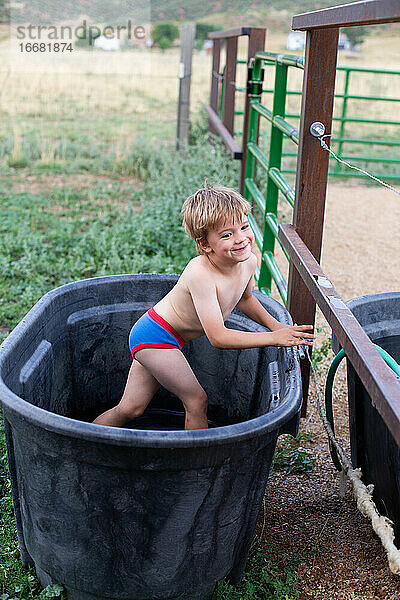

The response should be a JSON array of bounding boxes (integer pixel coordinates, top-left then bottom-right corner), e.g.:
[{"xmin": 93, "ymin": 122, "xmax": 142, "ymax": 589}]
[{"xmin": 325, "ymin": 344, "xmax": 400, "ymax": 471}]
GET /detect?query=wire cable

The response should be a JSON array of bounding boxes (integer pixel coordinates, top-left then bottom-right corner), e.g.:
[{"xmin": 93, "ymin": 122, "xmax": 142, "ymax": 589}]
[{"xmin": 318, "ymin": 133, "xmax": 400, "ymax": 197}]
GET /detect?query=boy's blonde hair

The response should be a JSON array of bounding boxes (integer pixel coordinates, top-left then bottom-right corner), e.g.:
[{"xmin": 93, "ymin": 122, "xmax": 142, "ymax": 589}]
[{"xmin": 181, "ymin": 183, "xmax": 251, "ymax": 254}]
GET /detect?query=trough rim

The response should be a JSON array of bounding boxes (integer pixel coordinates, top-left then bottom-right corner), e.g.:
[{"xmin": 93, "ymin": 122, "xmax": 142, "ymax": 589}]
[{"xmin": 0, "ymin": 274, "xmax": 302, "ymax": 448}]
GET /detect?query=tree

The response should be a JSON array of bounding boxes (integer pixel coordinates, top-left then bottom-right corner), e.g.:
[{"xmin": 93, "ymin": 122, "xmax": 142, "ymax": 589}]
[
  {"xmin": 151, "ymin": 23, "xmax": 179, "ymax": 50},
  {"xmin": 195, "ymin": 23, "xmax": 218, "ymax": 42},
  {"xmin": 158, "ymin": 36, "xmax": 172, "ymax": 51},
  {"xmin": 345, "ymin": 26, "xmax": 369, "ymax": 50},
  {"xmin": 195, "ymin": 23, "xmax": 219, "ymax": 50}
]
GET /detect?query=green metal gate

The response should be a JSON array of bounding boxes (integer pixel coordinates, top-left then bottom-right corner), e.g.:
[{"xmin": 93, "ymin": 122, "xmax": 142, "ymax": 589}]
[
  {"xmin": 243, "ymin": 52, "xmax": 303, "ymax": 303},
  {"xmin": 215, "ymin": 55, "xmax": 400, "ymax": 181},
  {"xmin": 241, "ymin": 51, "xmax": 400, "ymax": 303}
]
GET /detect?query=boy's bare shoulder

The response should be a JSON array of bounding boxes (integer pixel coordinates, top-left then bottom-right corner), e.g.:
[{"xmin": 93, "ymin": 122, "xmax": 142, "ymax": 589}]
[
  {"xmin": 181, "ymin": 256, "xmax": 213, "ymax": 279},
  {"xmin": 244, "ymin": 252, "xmax": 258, "ymax": 278},
  {"xmin": 179, "ymin": 256, "xmax": 216, "ymax": 292},
  {"xmin": 248, "ymin": 251, "xmax": 258, "ymax": 270},
  {"xmin": 183, "ymin": 255, "xmax": 208, "ymax": 273}
]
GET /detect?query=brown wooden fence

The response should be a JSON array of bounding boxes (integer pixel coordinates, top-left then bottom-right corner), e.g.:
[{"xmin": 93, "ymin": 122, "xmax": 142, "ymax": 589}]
[
  {"xmin": 205, "ymin": 0, "xmax": 400, "ymax": 429},
  {"xmin": 281, "ymin": 0, "xmax": 400, "ymax": 428},
  {"xmin": 205, "ymin": 26, "xmax": 265, "ymax": 182}
]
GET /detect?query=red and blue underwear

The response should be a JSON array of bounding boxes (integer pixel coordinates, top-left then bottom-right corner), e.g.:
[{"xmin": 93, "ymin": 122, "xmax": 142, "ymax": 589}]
[{"xmin": 128, "ymin": 307, "xmax": 186, "ymax": 358}]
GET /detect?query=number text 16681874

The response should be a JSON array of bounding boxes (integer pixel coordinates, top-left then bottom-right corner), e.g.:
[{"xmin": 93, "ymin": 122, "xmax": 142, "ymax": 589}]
[{"xmin": 19, "ymin": 43, "xmax": 73, "ymax": 52}]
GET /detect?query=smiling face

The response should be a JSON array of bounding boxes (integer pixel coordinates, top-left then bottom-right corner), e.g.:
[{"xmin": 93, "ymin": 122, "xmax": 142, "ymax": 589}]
[{"xmin": 200, "ymin": 214, "xmax": 255, "ymax": 265}]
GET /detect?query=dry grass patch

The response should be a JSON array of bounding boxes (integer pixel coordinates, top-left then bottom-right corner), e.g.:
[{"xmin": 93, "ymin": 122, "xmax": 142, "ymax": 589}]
[
  {"xmin": 8, "ymin": 173, "xmax": 143, "ymax": 218},
  {"xmin": 10, "ymin": 172, "xmax": 142, "ymax": 195}
]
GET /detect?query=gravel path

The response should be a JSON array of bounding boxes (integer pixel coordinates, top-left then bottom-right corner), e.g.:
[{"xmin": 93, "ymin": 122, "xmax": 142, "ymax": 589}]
[{"xmin": 265, "ymin": 181, "xmax": 400, "ymax": 598}]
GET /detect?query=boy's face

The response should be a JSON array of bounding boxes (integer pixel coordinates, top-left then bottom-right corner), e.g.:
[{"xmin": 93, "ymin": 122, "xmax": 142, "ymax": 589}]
[{"xmin": 201, "ymin": 214, "xmax": 255, "ymax": 264}]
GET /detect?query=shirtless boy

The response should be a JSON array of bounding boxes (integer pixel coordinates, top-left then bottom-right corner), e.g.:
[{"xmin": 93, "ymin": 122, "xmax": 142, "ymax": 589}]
[{"xmin": 93, "ymin": 185, "xmax": 315, "ymax": 430}]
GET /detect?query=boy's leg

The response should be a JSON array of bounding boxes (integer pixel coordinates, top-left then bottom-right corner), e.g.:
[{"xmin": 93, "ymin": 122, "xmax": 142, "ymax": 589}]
[
  {"xmin": 135, "ymin": 348, "xmax": 208, "ymax": 430},
  {"xmin": 93, "ymin": 359, "xmax": 160, "ymax": 427}
]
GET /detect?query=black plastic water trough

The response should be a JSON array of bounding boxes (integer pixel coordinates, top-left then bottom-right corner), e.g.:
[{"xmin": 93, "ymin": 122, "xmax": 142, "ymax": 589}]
[
  {"xmin": 332, "ymin": 292, "xmax": 400, "ymax": 544},
  {"xmin": 0, "ymin": 274, "xmax": 302, "ymax": 600}
]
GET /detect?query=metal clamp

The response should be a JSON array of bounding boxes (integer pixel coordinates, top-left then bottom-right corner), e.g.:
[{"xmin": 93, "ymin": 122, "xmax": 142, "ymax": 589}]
[
  {"xmin": 212, "ymin": 70, "xmax": 224, "ymax": 81},
  {"xmin": 246, "ymin": 65, "xmax": 265, "ymax": 98}
]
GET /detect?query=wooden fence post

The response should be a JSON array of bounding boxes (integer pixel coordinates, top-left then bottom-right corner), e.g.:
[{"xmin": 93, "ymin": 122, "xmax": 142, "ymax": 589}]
[
  {"xmin": 222, "ymin": 36, "xmax": 238, "ymax": 135},
  {"xmin": 209, "ymin": 39, "xmax": 222, "ymax": 135},
  {"xmin": 240, "ymin": 28, "xmax": 266, "ymax": 195},
  {"xmin": 176, "ymin": 23, "xmax": 195, "ymax": 153},
  {"xmin": 286, "ymin": 27, "xmax": 339, "ymax": 413}
]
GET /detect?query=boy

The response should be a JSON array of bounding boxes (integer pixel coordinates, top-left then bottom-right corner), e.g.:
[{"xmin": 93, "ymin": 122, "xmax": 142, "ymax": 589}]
[{"xmin": 93, "ymin": 184, "xmax": 314, "ymax": 430}]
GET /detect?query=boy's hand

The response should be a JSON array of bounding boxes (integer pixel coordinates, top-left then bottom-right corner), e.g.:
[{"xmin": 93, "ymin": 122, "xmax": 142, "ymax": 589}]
[{"xmin": 270, "ymin": 325, "xmax": 315, "ymax": 347}]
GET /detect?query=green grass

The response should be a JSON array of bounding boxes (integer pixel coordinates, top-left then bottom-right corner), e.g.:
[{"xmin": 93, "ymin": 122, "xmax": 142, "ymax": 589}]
[
  {"xmin": 0, "ymin": 132, "xmax": 237, "ymax": 330},
  {"xmin": 0, "ymin": 131, "xmax": 242, "ymax": 595},
  {"xmin": 212, "ymin": 536, "xmax": 306, "ymax": 600}
]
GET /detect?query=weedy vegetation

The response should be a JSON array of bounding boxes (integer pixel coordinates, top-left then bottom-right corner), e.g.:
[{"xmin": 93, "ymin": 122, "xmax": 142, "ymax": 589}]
[
  {"xmin": 272, "ymin": 432, "xmax": 316, "ymax": 475},
  {"xmin": 311, "ymin": 336, "xmax": 333, "ymax": 374},
  {"xmin": 212, "ymin": 535, "xmax": 305, "ymax": 599}
]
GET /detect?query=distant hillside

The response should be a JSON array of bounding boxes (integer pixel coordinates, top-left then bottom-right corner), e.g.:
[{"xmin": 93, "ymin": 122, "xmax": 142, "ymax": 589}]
[
  {"xmin": 1, "ymin": 1, "xmax": 149, "ymax": 24},
  {"xmin": 150, "ymin": 0, "xmax": 356, "ymax": 25},
  {"xmin": 0, "ymin": 0, "xmax": 360, "ymax": 29},
  {"xmin": 0, "ymin": 0, "xmax": 7, "ymax": 23}
]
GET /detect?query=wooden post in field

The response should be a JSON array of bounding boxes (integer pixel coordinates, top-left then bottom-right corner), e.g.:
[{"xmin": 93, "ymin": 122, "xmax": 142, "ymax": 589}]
[
  {"xmin": 239, "ymin": 28, "xmax": 266, "ymax": 195},
  {"xmin": 176, "ymin": 22, "xmax": 195, "ymax": 153},
  {"xmin": 209, "ymin": 38, "xmax": 222, "ymax": 135}
]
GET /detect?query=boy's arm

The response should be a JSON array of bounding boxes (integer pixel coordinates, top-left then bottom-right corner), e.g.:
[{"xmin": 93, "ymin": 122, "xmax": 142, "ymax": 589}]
[
  {"xmin": 189, "ymin": 271, "xmax": 314, "ymax": 350},
  {"xmin": 236, "ymin": 276, "xmax": 287, "ymax": 331}
]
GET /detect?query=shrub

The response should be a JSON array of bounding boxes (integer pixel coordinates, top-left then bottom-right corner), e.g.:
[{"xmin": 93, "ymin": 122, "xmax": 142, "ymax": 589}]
[
  {"xmin": 189, "ymin": 109, "xmax": 210, "ymax": 145},
  {"xmin": 151, "ymin": 23, "xmax": 179, "ymax": 48},
  {"xmin": 8, "ymin": 157, "xmax": 29, "ymax": 169}
]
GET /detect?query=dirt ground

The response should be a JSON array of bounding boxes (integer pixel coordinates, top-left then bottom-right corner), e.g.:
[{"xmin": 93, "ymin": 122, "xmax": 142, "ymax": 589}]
[{"xmin": 265, "ymin": 181, "xmax": 400, "ymax": 598}]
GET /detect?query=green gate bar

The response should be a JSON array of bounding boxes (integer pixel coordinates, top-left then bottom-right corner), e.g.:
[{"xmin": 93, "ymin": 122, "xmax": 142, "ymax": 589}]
[
  {"xmin": 258, "ymin": 61, "xmax": 288, "ymax": 295},
  {"xmin": 216, "ymin": 51, "xmax": 400, "ymax": 180},
  {"xmin": 259, "ymin": 61, "xmax": 400, "ymax": 180},
  {"xmin": 243, "ymin": 51, "xmax": 304, "ymax": 302}
]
